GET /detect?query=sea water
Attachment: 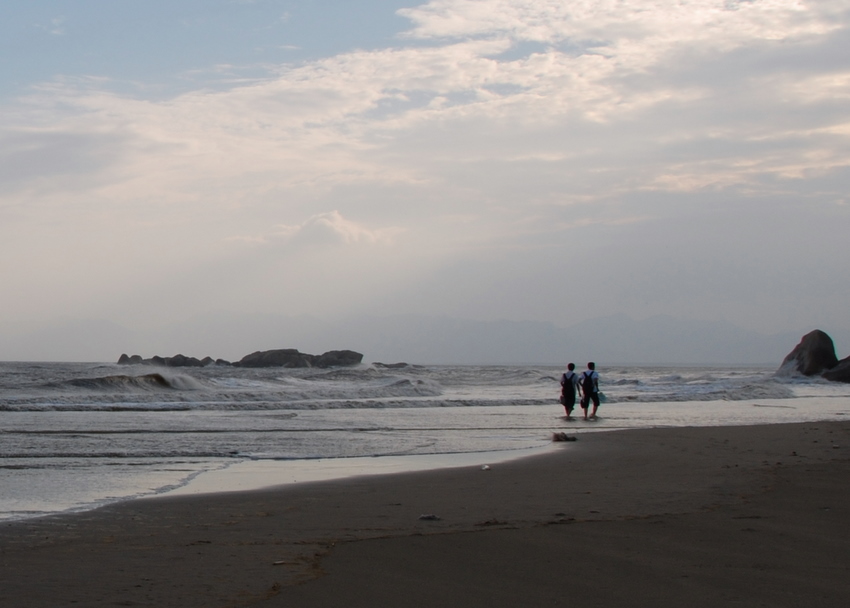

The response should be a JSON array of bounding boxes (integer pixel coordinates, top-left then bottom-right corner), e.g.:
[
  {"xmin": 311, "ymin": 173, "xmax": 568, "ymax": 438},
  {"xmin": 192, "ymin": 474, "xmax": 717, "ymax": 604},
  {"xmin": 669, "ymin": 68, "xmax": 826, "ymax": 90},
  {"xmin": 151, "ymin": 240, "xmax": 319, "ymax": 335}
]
[{"xmin": 1, "ymin": 361, "xmax": 849, "ymax": 521}]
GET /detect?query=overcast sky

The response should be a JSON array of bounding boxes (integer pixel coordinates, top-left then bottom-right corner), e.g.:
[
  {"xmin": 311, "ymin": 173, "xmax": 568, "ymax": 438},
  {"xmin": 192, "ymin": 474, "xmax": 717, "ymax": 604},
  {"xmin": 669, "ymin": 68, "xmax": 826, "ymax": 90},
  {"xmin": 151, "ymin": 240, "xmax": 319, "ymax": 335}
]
[{"xmin": 2, "ymin": 0, "xmax": 850, "ymax": 344}]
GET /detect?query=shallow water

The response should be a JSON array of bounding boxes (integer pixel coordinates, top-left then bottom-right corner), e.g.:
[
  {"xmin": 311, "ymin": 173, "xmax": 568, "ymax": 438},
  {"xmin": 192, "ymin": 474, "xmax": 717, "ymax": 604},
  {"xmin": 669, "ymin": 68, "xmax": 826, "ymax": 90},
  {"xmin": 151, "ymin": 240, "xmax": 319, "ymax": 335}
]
[{"xmin": 1, "ymin": 362, "xmax": 848, "ymax": 521}]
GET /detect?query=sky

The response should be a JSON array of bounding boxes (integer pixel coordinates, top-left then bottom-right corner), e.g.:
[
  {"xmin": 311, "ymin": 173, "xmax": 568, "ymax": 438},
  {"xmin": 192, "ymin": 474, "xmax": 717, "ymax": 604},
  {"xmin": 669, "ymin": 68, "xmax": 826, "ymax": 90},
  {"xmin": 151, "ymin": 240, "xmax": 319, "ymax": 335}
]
[{"xmin": 2, "ymin": 0, "xmax": 850, "ymax": 355}]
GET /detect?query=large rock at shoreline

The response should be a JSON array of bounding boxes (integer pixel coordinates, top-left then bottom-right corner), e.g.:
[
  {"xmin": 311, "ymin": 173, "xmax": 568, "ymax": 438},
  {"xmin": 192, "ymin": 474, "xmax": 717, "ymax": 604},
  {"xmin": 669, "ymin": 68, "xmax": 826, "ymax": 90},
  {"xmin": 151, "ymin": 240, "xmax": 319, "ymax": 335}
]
[
  {"xmin": 822, "ymin": 357, "xmax": 850, "ymax": 383},
  {"xmin": 778, "ymin": 330, "xmax": 839, "ymax": 376}
]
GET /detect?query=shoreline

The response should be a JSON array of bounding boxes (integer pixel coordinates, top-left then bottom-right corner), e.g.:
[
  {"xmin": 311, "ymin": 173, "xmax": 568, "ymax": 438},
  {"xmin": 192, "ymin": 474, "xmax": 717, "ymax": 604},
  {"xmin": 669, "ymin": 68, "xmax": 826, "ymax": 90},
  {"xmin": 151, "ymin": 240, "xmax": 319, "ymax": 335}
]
[
  {"xmin": 156, "ymin": 444, "xmax": 558, "ymax": 498},
  {"xmin": 2, "ymin": 421, "xmax": 848, "ymax": 607},
  {"xmin": 13, "ymin": 389, "xmax": 849, "ymax": 524}
]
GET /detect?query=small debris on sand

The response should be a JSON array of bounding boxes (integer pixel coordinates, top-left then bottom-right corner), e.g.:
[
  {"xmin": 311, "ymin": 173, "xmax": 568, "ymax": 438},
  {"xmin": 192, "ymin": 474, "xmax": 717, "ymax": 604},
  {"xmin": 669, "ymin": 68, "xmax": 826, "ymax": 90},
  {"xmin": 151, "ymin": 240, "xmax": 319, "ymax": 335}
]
[{"xmin": 552, "ymin": 432, "xmax": 577, "ymax": 442}]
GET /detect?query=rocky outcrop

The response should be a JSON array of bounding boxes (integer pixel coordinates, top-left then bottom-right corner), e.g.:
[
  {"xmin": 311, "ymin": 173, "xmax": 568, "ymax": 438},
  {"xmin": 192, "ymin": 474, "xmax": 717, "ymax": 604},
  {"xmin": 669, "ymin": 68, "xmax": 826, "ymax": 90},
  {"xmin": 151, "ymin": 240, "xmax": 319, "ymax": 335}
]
[
  {"xmin": 118, "ymin": 349, "xmax": 363, "ymax": 369},
  {"xmin": 236, "ymin": 349, "xmax": 363, "ymax": 368},
  {"xmin": 117, "ymin": 353, "xmax": 216, "ymax": 367},
  {"xmin": 117, "ymin": 354, "xmax": 143, "ymax": 365},
  {"xmin": 312, "ymin": 350, "xmax": 364, "ymax": 368},
  {"xmin": 237, "ymin": 349, "xmax": 313, "ymax": 368},
  {"xmin": 777, "ymin": 330, "xmax": 839, "ymax": 376},
  {"xmin": 167, "ymin": 354, "xmax": 205, "ymax": 368},
  {"xmin": 822, "ymin": 358, "xmax": 850, "ymax": 383},
  {"xmin": 778, "ymin": 330, "xmax": 850, "ymax": 383}
]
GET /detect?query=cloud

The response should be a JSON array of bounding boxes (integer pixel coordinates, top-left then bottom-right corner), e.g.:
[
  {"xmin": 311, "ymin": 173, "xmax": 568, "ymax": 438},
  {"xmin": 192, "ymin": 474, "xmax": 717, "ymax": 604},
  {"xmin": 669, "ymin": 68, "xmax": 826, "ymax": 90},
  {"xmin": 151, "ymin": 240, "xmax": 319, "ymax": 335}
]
[
  {"xmin": 399, "ymin": 0, "xmax": 834, "ymax": 44},
  {"xmin": 258, "ymin": 211, "xmax": 403, "ymax": 247},
  {"xmin": 0, "ymin": 129, "xmax": 130, "ymax": 195},
  {"xmin": 2, "ymin": 0, "xmax": 850, "ymax": 334},
  {"xmin": 8, "ymin": 0, "xmax": 848, "ymax": 210},
  {"xmin": 35, "ymin": 17, "xmax": 67, "ymax": 36}
]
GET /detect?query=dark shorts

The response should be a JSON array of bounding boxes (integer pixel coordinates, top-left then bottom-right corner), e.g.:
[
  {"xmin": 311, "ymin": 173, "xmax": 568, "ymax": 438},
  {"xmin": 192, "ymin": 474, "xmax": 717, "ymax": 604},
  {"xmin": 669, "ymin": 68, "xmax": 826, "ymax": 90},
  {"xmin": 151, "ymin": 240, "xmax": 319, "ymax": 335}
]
[
  {"xmin": 581, "ymin": 392, "xmax": 600, "ymax": 409},
  {"xmin": 561, "ymin": 391, "xmax": 576, "ymax": 411}
]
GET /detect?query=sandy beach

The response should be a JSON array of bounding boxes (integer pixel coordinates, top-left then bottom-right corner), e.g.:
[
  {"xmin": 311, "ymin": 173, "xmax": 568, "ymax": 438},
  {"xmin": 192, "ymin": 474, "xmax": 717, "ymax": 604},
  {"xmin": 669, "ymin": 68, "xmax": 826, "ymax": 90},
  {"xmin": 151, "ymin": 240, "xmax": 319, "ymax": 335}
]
[{"xmin": 1, "ymin": 421, "xmax": 848, "ymax": 607}]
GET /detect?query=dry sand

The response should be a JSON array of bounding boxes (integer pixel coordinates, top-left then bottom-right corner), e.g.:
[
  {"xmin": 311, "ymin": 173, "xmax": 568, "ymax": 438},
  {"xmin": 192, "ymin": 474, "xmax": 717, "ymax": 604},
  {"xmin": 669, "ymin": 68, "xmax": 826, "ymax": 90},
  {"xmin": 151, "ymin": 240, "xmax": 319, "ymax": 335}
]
[{"xmin": 1, "ymin": 422, "xmax": 848, "ymax": 607}]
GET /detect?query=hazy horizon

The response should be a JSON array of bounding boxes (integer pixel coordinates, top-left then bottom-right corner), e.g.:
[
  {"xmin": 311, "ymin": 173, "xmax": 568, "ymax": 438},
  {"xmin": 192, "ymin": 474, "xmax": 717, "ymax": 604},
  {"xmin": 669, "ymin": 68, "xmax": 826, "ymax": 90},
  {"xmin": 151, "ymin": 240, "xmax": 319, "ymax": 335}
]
[
  {"xmin": 1, "ymin": 311, "xmax": 844, "ymax": 367},
  {"xmin": 3, "ymin": 1, "xmax": 849, "ymax": 360}
]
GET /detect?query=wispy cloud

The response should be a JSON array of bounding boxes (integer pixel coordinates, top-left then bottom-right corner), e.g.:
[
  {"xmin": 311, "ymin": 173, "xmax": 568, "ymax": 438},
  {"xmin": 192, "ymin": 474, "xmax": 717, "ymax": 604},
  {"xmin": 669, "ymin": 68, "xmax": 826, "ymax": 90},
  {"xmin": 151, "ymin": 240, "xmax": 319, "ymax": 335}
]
[
  {"xmin": 10, "ymin": 1, "xmax": 844, "ymax": 201},
  {"xmin": 37, "ymin": 17, "xmax": 67, "ymax": 36},
  {"xmin": 2, "ymin": 0, "xmax": 850, "ymax": 331},
  {"xmin": 234, "ymin": 211, "xmax": 404, "ymax": 247}
]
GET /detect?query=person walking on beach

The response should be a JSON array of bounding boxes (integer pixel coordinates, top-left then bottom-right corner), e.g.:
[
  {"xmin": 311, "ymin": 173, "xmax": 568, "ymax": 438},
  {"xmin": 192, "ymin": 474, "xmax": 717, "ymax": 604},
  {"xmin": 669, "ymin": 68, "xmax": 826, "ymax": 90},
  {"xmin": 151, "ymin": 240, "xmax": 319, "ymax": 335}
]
[
  {"xmin": 579, "ymin": 362, "xmax": 600, "ymax": 420},
  {"xmin": 560, "ymin": 363, "xmax": 580, "ymax": 420}
]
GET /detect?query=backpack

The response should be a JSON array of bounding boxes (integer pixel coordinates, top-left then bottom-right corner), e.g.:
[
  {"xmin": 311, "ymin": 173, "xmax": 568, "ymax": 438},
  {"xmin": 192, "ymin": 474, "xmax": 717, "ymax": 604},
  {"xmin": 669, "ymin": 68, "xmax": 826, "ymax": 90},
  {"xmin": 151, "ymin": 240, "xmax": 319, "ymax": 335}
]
[{"xmin": 581, "ymin": 371, "xmax": 595, "ymax": 394}]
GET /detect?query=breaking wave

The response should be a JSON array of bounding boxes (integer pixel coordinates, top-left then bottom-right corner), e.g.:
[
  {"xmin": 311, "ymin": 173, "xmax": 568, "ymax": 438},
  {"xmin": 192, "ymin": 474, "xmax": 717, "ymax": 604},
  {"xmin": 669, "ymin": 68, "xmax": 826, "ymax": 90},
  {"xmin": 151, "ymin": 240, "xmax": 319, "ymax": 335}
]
[
  {"xmin": 65, "ymin": 373, "xmax": 183, "ymax": 391},
  {"xmin": 606, "ymin": 380, "xmax": 795, "ymax": 403}
]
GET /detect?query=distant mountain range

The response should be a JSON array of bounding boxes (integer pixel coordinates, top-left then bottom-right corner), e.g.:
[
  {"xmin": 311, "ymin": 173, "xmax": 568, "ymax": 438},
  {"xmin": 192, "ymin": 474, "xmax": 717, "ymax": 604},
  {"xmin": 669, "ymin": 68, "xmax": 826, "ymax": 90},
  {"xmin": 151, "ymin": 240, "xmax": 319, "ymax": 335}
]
[{"xmin": 2, "ymin": 313, "xmax": 847, "ymax": 366}]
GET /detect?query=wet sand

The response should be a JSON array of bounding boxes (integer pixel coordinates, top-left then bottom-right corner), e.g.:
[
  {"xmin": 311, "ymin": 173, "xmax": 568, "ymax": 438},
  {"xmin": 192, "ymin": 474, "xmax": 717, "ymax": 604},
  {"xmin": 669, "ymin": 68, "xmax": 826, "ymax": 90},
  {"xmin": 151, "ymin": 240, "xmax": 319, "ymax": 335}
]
[{"xmin": 1, "ymin": 422, "xmax": 848, "ymax": 607}]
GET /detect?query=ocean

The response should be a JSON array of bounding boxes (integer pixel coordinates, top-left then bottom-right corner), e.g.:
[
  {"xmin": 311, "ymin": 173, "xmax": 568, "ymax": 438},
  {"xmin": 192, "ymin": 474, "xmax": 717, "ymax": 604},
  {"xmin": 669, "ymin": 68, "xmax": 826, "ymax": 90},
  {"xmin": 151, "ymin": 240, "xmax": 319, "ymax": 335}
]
[{"xmin": 2, "ymin": 361, "xmax": 849, "ymax": 522}]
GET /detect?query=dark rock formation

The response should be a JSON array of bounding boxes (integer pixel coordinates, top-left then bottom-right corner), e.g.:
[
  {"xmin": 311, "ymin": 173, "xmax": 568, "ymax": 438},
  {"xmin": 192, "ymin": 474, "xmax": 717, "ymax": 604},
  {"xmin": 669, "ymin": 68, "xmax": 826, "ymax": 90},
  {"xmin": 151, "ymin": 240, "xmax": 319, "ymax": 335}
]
[
  {"xmin": 374, "ymin": 362, "xmax": 410, "ymax": 369},
  {"xmin": 822, "ymin": 357, "xmax": 850, "ymax": 383},
  {"xmin": 118, "ymin": 353, "xmax": 145, "ymax": 365},
  {"xmin": 117, "ymin": 354, "xmax": 215, "ymax": 367},
  {"xmin": 237, "ymin": 349, "xmax": 314, "ymax": 368},
  {"xmin": 778, "ymin": 330, "xmax": 839, "ymax": 376},
  {"xmin": 312, "ymin": 350, "xmax": 364, "ymax": 368},
  {"xmin": 118, "ymin": 349, "xmax": 363, "ymax": 369},
  {"xmin": 167, "ymin": 354, "xmax": 205, "ymax": 368},
  {"xmin": 236, "ymin": 349, "xmax": 363, "ymax": 368}
]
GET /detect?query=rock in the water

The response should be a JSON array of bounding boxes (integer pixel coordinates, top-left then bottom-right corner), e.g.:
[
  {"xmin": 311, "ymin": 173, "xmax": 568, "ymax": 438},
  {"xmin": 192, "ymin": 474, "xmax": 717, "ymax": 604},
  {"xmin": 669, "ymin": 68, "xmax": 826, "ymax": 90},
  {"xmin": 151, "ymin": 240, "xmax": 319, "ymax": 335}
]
[
  {"xmin": 236, "ymin": 349, "xmax": 315, "ymax": 368},
  {"xmin": 822, "ymin": 357, "xmax": 850, "ymax": 383},
  {"xmin": 117, "ymin": 348, "xmax": 362, "ymax": 369},
  {"xmin": 777, "ymin": 330, "xmax": 839, "ymax": 376},
  {"xmin": 167, "ymin": 354, "xmax": 204, "ymax": 367},
  {"xmin": 313, "ymin": 350, "xmax": 363, "ymax": 368},
  {"xmin": 117, "ymin": 354, "xmax": 144, "ymax": 365}
]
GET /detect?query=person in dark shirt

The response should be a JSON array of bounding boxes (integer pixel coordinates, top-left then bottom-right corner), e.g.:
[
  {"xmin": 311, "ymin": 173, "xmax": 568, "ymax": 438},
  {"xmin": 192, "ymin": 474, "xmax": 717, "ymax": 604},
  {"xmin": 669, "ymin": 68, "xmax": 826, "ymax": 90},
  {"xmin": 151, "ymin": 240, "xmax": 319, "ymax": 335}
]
[
  {"xmin": 579, "ymin": 361, "xmax": 600, "ymax": 420},
  {"xmin": 560, "ymin": 362, "xmax": 580, "ymax": 420}
]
